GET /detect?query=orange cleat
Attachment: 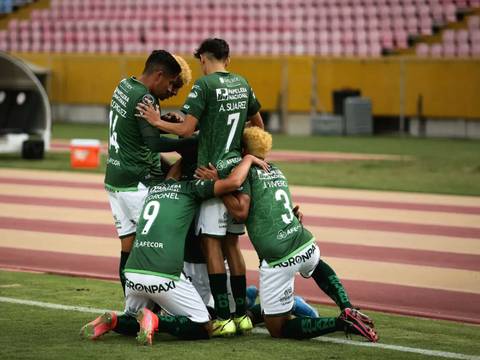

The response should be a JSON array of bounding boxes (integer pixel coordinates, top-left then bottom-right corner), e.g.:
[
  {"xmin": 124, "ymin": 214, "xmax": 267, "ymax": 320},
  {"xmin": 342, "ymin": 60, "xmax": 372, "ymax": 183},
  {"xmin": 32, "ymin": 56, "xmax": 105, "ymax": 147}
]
[{"xmin": 80, "ymin": 312, "xmax": 118, "ymax": 340}]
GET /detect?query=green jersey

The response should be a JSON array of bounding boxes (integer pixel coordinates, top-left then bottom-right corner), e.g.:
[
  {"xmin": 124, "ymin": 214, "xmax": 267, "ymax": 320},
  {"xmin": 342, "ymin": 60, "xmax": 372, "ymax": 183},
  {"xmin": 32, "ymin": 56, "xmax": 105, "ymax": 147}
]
[
  {"xmin": 104, "ymin": 77, "xmax": 164, "ymax": 191},
  {"xmin": 125, "ymin": 178, "xmax": 215, "ymax": 279},
  {"xmin": 243, "ymin": 164, "xmax": 315, "ymax": 265},
  {"xmin": 181, "ymin": 72, "xmax": 261, "ymax": 178}
]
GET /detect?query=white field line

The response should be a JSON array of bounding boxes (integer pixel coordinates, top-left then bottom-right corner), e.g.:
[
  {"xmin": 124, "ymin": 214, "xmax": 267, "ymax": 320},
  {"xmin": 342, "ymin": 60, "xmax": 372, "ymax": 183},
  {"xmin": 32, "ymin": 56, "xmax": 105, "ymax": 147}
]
[{"xmin": 0, "ymin": 296, "xmax": 479, "ymax": 360}]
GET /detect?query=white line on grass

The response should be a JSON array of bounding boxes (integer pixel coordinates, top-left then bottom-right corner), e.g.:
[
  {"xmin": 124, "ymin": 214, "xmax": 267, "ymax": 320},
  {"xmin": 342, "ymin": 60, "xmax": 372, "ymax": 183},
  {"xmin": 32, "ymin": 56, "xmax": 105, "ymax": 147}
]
[{"xmin": 0, "ymin": 296, "xmax": 478, "ymax": 360}]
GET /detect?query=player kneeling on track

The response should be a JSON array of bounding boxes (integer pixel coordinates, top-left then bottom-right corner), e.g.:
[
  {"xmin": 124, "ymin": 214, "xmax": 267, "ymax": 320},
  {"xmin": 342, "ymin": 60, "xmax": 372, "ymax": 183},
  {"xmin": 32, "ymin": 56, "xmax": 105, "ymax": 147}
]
[
  {"xmin": 195, "ymin": 127, "xmax": 379, "ymax": 342},
  {"xmin": 81, "ymin": 153, "xmax": 269, "ymax": 345}
]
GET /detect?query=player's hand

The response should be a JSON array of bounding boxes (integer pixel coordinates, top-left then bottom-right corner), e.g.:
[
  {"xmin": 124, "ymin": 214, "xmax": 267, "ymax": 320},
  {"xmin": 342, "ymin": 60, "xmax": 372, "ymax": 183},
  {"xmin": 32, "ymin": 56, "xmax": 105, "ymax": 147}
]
[
  {"xmin": 293, "ymin": 205, "xmax": 304, "ymax": 223},
  {"xmin": 247, "ymin": 155, "xmax": 270, "ymax": 172},
  {"xmin": 161, "ymin": 112, "xmax": 183, "ymax": 123},
  {"xmin": 135, "ymin": 103, "xmax": 160, "ymax": 126},
  {"xmin": 194, "ymin": 163, "xmax": 219, "ymax": 181}
]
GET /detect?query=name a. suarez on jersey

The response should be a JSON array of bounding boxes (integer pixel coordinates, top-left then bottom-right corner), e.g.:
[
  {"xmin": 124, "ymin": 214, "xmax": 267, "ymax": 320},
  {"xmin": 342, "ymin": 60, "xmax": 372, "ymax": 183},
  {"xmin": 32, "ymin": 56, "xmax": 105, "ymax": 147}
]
[{"xmin": 219, "ymin": 100, "xmax": 247, "ymax": 112}]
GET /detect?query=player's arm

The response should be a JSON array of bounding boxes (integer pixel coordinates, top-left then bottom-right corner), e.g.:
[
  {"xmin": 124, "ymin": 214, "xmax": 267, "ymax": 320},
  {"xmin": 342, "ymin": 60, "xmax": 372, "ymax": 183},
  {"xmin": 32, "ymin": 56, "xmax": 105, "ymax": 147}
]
[
  {"xmin": 136, "ymin": 103, "xmax": 198, "ymax": 137},
  {"xmin": 138, "ymin": 115, "xmax": 198, "ymax": 152},
  {"xmin": 165, "ymin": 159, "xmax": 182, "ymax": 180},
  {"xmin": 222, "ymin": 193, "xmax": 251, "ymax": 222},
  {"xmin": 246, "ymin": 112, "xmax": 264, "ymax": 129},
  {"xmin": 194, "ymin": 155, "xmax": 268, "ymax": 197}
]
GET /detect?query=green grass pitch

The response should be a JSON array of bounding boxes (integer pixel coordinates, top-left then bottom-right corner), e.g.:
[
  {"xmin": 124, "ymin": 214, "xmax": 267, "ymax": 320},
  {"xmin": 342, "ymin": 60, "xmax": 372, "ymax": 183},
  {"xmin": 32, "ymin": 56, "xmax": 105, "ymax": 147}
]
[{"xmin": 0, "ymin": 270, "xmax": 479, "ymax": 360}]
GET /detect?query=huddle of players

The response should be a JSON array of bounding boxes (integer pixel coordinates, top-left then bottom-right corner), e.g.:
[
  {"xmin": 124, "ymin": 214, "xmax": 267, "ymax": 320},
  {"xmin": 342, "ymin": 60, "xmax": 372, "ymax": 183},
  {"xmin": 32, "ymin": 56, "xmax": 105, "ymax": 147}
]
[{"xmin": 80, "ymin": 38, "xmax": 379, "ymax": 345}]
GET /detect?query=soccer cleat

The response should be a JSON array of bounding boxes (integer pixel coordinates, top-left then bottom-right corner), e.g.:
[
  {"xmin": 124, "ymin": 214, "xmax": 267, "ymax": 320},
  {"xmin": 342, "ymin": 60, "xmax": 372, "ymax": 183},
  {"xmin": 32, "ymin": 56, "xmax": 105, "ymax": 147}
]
[
  {"xmin": 340, "ymin": 308, "xmax": 378, "ymax": 343},
  {"xmin": 211, "ymin": 318, "xmax": 236, "ymax": 337},
  {"xmin": 233, "ymin": 314, "xmax": 253, "ymax": 335},
  {"xmin": 292, "ymin": 296, "xmax": 319, "ymax": 318},
  {"xmin": 80, "ymin": 312, "xmax": 117, "ymax": 340},
  {"xmin": 136, "ymin": 308, "xmax": 159, "ymax": 346},
  {"xmin": 246, "ymin": 285, "xmax": 258, "ymax": 308},
  {"xmin": 351, "ymin": 307, "xmax": 375, "ymax": 328}
]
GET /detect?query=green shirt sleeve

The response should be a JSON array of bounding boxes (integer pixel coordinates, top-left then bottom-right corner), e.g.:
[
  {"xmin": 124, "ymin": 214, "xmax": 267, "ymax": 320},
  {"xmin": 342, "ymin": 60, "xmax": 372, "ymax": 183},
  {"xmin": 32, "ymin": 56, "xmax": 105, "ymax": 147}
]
[
  {"xmin": 189, "ymin": 179, "xmax": 215, "ymax": 201},
  {"xmin": 181, "ymin": 79, "xmax": 207, "ymax": 120}
]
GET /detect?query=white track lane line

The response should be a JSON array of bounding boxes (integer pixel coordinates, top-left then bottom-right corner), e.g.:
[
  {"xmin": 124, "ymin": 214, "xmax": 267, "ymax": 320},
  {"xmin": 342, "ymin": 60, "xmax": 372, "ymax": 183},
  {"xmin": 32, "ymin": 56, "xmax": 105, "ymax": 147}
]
[{"xmin": 0, "ymin": 296, "xmax": 478, "ymax": 360}]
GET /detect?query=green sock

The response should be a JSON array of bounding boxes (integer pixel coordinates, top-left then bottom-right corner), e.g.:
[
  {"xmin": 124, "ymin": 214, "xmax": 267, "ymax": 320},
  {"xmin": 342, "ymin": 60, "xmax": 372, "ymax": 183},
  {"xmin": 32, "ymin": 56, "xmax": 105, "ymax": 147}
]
[
  {"xmin": 119, "ymin": 251, "xmax": 129, "ymax": 295},
  {"xmin": 113, "ymin": 314, "xmax": 139, "ymax": 336},
  {"xmin": 246, "ymin": 304, "xmax": 263, "ymax": 325},
  {"xmin": 282, "ymin": 317, "xmax": 342, "ymax": 339},
  {"xmin": 312, "ymin": 260, "xmax": 352, "ymax": 310},
  {"xmin": 208, "ymin": 273, "xmax": 231, "ymax": 320},
  {"xmin": 157, "ymin": 315, "xmax": 209, "ymax": 340},
  {"xmin": 230, "ymin": 275, "xmax": 247, "ymax": 316}
]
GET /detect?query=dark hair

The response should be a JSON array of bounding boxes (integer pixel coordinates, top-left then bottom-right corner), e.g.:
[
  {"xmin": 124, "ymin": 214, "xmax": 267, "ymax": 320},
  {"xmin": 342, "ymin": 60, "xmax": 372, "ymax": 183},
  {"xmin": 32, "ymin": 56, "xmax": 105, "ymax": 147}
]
[
  {"xmin": 143, "ymin": 50, "xmax": 181, "ymax": 76},
  {"xmin": 194, "ymin": 38, "xmax": 230, "ymax": 60}
]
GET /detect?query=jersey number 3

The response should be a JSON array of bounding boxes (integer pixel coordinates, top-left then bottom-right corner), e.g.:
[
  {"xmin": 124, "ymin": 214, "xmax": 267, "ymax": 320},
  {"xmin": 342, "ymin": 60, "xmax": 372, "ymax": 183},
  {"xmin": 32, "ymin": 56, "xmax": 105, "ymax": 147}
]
[{"xmin": 275, "ymin": 189, "xmax": 294, "ymax": 224}]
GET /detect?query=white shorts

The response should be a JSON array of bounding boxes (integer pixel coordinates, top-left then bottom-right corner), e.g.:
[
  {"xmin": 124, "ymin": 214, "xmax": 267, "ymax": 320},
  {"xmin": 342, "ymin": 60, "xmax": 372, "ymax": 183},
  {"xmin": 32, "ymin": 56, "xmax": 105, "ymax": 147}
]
[
  {"xmin": 124, "ymin": 271, "xmax": 210, "ymax": 323},
  {"xmin": 259, "ymin": 242, "xmax": 320, "ymax": 316},
  {"xmin": 195, "ymin": 197, "xmax": 245, "ymax": 236},
  {"xmin": 183, "ymin": 262, "xmax": 214, "ymax": 307},
  {"xmin": 183, "ymin": 261, "xmax": 235, "ymax": 313},
  {"xmin": 107, "ymin": 183, "xmax": 148, "ymax": 238}
]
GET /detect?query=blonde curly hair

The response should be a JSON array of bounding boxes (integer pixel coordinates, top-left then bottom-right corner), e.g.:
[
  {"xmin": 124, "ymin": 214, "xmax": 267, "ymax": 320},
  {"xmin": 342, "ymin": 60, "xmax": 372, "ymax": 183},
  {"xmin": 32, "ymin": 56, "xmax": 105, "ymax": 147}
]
[
  {"xmin": 243, "ymin": 126, "xmax": 272, "ymax": 159},
  {"xmin": 173, "ymin": 55, "xmax": 192, "ymax": 86}
]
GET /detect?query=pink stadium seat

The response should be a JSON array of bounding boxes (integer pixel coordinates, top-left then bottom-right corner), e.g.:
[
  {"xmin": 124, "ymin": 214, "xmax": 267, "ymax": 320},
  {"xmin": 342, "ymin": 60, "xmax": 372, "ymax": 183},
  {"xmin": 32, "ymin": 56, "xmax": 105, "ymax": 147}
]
[
  {"xmin": 343, "ymin": 43, "xmax": 355, "ymax": 56},
  {"xmin": 420, "ymin": 17, "xmax": 433, "ymax": 35},
  {"xmin": 416, "ymin": 43, "xmax": 430, "ymax": 57},
  {"xmin": 455, "ymin": 29, "xmax": 469, "ymax": 44},
  {"xmin": 443, "ymin": 42, "xmax": 456, "ymax": 57},
  {"xmin": 369, "ymin": 43, "xmax": 382, "ymax": 57},
  {"xmin": 442, "ymin": 29, "xmax": 456, "ymax": 43},
  {"xmin": 444, "ymin": 4, "xmax": 457, "ymax": 23},
  {"xmin": 394, "ymin": 30, "xmax": 408, "ymax": 49},
  {"xmin": 467, "ymin": 16, "xmax": 480, "ymax": 30},
  {"xmin": 430, "ymin": 43, "xmax": 443, "ymax": 57},
  {"xmin": 331, "ymin": 43, "xmax": 343, "ymax": 57},
  {"xmin": 456, "ymin": 43, "xmax": 470, "ymax": 57},
  {"xmin": 356, "ymin": 43, "xmax": 369, "ymax": 56},
  {"xmin": 472, "ymin": 44, "xmax": 480, "ymax": 57}
]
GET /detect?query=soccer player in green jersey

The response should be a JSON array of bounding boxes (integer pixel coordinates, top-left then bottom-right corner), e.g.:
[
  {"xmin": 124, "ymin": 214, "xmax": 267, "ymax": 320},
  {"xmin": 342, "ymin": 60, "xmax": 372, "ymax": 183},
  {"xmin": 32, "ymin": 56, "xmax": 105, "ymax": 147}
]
[
  {"xmin": 137, "ymin": 38, "xmax": 264, "ymax": 334},
  {"xmin": 81, "ymin": 153, "xmax": 269, "ymax": 345},
  {"xmin": 105, "ymin": 51, "xmax": 200, "ymax": 295},
  {"xmin": 195, "ymin": 127, "xmax": 379, "ymax": 342}
]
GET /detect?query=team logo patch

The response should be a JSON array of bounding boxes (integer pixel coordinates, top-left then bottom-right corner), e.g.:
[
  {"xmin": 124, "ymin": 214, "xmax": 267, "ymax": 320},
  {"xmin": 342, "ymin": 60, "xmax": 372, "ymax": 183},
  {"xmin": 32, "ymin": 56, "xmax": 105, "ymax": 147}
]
[
  {"xmin": 279, "ymin": 287, "xmax": 293, "ymax": 305},
  {"xmin": 188, "ymin": 91, "xmax": 198, "ymax": 99},
  {"xmin": 141, "ymin": 94, "xmax": 155, "ymax": 106}
]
